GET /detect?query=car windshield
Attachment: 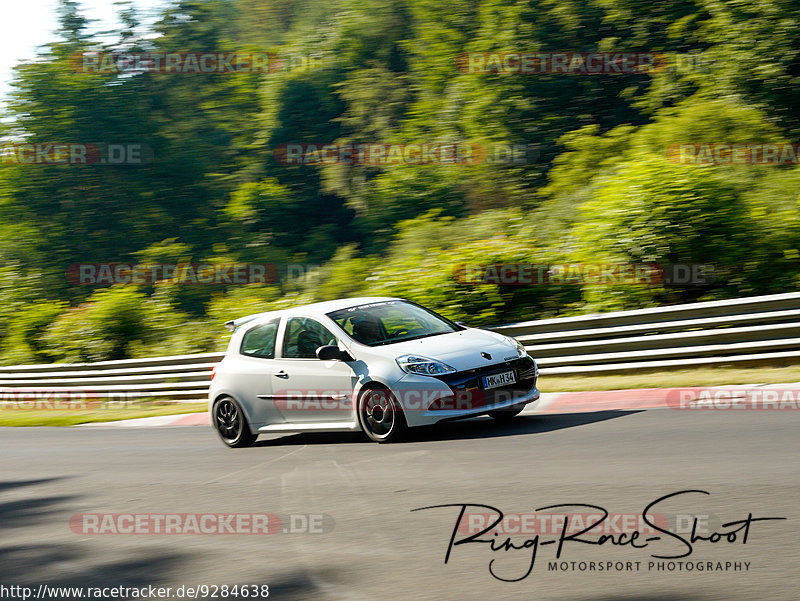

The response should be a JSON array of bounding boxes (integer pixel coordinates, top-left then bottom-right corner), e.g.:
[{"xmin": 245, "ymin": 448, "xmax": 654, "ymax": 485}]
[{"xmin": 326, "ymin": 300, "xmax": 460, "ymax": 346}]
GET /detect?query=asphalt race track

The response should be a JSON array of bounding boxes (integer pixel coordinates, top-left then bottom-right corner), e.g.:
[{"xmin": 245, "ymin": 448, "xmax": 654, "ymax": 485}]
[{"xmin": 1, "ymin": 406, "xmax": 797, "ymax": 600}]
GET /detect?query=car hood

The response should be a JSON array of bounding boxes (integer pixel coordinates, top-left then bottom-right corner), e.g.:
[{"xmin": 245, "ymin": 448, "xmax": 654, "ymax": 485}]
[{"xmin": 359, "ymin": 328, "xmax": 520, "ymax": 372}]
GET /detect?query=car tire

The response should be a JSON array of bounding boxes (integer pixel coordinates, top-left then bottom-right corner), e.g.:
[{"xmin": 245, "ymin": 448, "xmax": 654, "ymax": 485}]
[
  {"xmin": 488, "ymin": 402, "xmax": 526, "ymax": 422},
  {"xmin": 357, "ymin": 386, "xmax": 408, "ymax": 443},
  {"xmin": 213, "ymin": 396, "xmax": 257, "ymax": 448}
]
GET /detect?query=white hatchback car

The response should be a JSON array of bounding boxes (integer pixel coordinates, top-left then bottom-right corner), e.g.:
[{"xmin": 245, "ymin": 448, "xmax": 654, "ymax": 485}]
[{"xmin": 209, "ymin": 297, "xmax": 539, "ymax": 446}]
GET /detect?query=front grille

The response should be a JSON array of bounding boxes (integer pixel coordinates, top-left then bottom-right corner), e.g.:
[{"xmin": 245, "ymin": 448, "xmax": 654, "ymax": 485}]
[{"xmin": 428, "ymin": 356, "xmax": 537, "ymax": 411}]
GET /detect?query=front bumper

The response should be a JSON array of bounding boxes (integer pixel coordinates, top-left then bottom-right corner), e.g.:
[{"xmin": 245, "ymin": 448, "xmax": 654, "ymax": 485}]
[
  {"xmin": 426, "ymin": 385, "xmax": 540, "ymax": 424},
  {"xmin": 391, "ymin": 356, "xmax": 540, "ymax": 427}
]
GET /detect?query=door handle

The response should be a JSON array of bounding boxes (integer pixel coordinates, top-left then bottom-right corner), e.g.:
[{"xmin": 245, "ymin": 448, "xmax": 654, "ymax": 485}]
[{"xmin": 274, "ymin": 371, "xmax": 289, "ymax": 379}]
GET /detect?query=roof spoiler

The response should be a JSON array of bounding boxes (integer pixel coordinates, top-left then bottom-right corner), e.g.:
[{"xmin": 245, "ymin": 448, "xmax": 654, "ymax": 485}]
[{"xmin": 224, "ymin": 312, "xmax": 272, "ymax": 332}]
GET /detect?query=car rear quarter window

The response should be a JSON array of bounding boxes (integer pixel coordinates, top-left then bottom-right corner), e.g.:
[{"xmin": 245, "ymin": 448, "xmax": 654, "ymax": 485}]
[{"xmin": 240, "ymin": 318, "xmax": 281, "ymax": 359}]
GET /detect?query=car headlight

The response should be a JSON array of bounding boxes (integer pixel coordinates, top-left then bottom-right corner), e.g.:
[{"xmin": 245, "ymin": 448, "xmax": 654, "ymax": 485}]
[
  {"xmin": 396, "ymin": 354, "xmax": 456, "ymax": 375},
  {"xmin": 512, "ymin": 338, "xmax": 528, "ymax": 358}
]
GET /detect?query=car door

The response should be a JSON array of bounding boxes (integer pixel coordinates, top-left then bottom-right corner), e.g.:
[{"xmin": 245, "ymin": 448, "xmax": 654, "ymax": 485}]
[
  {"xmin": 270, "ymin": 316, "xmax": 357, "ymax": 424},
  {"xmin": 236, "ymin": 317, "xmax": 285, "ymax": 426}
]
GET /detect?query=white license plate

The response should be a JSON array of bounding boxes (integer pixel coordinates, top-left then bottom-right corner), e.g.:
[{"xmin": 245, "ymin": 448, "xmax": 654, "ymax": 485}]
[{"xmin": 482, "ymin": 370, "xmax": 516, "ymax": 389}]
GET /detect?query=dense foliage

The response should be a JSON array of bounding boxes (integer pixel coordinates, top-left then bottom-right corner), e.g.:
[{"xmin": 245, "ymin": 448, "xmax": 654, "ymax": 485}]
[{"xmin": 1, "ymin": 0, "xmax": 798, "ymax": 363}]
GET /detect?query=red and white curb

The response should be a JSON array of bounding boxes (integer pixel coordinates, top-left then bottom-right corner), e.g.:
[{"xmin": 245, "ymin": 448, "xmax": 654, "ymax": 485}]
[
  {"xmin": 531, "ymin": 388, "xmax": 673, "ymax": 414},
  {"xmin": 533, "ymin": 382, "xmax": 800, "ymax": 414},
  {"xmin": 78, "ymin": 382, "xmax": 800, "ymax": 428}
]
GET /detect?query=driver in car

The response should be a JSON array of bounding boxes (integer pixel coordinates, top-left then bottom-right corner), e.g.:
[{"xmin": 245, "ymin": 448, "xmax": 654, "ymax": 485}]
[{"xmin": 351, "ymin": 315, "xmax": 383, "ymax": 344}]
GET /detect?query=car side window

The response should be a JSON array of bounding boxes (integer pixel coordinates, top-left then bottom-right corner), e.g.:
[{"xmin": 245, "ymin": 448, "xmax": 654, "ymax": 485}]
[
  {"xmin": 283, "ymin": 317, "xmax": 338, "ymax": 359},
  {"xmin": 240, "ymin": 318, "xmax": 281, "ymax": 359}
]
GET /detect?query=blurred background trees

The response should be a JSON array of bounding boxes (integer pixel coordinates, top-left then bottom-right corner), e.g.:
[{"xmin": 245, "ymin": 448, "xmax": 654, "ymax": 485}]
[{"xmin": 1, "ymin": 0, "xmax": 798, "ymax": 363}]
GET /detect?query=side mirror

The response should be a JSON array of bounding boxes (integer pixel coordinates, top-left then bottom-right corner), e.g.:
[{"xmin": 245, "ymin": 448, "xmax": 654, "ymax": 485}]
[{"xmin": 316, "ymin": 345, "xmax": 353, "ymax": 361}]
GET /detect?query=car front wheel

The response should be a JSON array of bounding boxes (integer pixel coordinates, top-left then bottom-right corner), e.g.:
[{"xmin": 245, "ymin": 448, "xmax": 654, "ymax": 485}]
[
  {"xmin": 358, "ymin": 387, "xmax": 408, "ymax": 443},
  {"xmin": 213, "ymin": 396, "xmax": 257, "ymax": 448}
]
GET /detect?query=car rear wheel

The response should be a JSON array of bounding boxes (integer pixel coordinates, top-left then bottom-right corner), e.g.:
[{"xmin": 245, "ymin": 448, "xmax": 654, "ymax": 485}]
[
  {"xmin": 488, "ymin": 402, "xmax": 526, "ymax": 422},
  {"xmin": 213, "ymin": 396, "xmax": 257, "ymax": 448},
  {"xmin": 358, "ymin": 387, "xmax": 407, "ymax": 443}
]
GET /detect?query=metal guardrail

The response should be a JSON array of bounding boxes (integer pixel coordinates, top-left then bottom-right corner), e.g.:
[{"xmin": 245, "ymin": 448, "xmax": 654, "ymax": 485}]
[
  {"xmin": 494, "ymin": 291, "xmax": 800, "ymax": 374},
  {"xmin": 1, "ymin": 292, "xmax": 799, "ymax": 401},
  {"xmin": 0, "ymin": 353, "xmax": 223, "ymax": 403}
]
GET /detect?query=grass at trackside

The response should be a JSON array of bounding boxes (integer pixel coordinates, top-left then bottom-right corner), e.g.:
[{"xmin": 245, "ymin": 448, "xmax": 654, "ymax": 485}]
[
  {"xmin": 540, "ymin": 364, "xmax": 800, "ymax": 392},
  {"xmin": 0, "ymin": 401, "xmax": 208, "ymax": 427}
]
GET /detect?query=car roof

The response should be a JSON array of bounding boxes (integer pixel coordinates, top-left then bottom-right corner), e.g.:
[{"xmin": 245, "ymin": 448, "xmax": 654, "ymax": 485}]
[{"xmin": 225, "ymin": 297, "xmax": 403, "ymax": 331}]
